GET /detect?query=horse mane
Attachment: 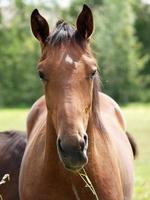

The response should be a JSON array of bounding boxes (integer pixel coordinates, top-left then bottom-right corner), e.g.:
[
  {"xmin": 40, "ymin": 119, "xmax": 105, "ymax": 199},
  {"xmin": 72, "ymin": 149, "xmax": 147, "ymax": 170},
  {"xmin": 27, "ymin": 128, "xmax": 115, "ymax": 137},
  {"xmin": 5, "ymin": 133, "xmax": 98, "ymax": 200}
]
[
  {"xmin": 92, "ymin": 73, "xmax": 107, "ymax": 134},
  {"xmin": 46, "ymin": 20, "xmax": 83, "ymax": 47}
]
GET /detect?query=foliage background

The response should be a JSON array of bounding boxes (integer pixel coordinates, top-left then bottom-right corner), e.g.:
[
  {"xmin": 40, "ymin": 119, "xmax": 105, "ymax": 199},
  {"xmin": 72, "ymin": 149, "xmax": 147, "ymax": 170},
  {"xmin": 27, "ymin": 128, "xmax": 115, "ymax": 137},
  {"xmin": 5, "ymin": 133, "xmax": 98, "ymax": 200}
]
[{"xmin": 0, "ymin": 0, "xmax": 150, "ymax": 106}]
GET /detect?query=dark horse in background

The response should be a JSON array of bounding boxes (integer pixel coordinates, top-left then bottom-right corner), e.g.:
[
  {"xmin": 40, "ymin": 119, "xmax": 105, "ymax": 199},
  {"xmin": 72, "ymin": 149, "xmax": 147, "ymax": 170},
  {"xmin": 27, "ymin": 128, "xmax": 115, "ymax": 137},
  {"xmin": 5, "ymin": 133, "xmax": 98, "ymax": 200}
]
[
  {"xmin": 0, "ymin": 131, "xmax": 26, "ymax": 200},
  {"xmin": 19, "ymin": 5, "xmax": 137, "ymax": 200}
]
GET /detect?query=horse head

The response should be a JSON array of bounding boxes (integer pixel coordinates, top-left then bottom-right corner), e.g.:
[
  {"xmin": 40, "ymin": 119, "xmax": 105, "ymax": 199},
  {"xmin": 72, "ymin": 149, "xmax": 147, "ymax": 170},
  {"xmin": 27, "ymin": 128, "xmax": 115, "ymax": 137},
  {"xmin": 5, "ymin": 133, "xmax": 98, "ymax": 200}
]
[{"xmin": 30, "ymin": 5, "xmax": 98, "ymax": 172}]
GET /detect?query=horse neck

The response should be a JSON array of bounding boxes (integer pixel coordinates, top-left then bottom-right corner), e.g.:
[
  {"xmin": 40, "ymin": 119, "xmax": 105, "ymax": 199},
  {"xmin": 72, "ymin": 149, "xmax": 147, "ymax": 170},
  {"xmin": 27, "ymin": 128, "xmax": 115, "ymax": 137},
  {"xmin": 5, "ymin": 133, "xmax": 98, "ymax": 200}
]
[
  {"xmin": 44, "ymin": 112, "xmax": 59, "ymax": 168},
  {"xmin": 86, "ymin": 115, "xmax": 125, "ymax": 199},
  {"xmin": 86, "ymin": 115, "xmax": 96, "ymax": 158}
]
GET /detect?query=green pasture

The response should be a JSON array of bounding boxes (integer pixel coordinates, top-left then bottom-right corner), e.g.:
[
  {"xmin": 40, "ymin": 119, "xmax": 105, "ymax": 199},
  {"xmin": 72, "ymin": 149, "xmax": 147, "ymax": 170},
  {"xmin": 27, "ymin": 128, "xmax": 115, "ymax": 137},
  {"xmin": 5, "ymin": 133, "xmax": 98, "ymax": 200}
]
[
  {"xmin": 122, "ymin": 104, "xmax": 150, "ymax": 200},
  {"xmin": 0, "ymin": 104, "xmax": 149, "ymax": 200},
  {"xmin": 0, "ymin": 108, "xmax": 28, "ymax": 131}
]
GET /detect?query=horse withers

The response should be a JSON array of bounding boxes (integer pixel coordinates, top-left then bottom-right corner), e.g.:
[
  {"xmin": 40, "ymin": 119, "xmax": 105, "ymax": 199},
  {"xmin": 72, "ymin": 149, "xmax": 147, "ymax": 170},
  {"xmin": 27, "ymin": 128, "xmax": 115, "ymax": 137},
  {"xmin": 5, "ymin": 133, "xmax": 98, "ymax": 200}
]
[
  {"xmin": 0, "ymin": 130, "xmax": 26, "ymax": 200},
  {"xmin": 19, "ymin": 5, "xmax": 136, "ymax": 200}
]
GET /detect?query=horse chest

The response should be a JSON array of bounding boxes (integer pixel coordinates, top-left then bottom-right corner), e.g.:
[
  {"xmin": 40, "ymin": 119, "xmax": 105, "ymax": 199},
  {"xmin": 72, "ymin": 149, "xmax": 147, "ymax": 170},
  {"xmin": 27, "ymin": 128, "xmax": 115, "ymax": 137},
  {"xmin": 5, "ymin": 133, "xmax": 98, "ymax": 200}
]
[
  {"xmin": 20, "ymin": 144, "xmax": 95, "ymax": 200},
  {"xmin": 20, "ymin": 136, "xmax": 73, "ymax": 199}
]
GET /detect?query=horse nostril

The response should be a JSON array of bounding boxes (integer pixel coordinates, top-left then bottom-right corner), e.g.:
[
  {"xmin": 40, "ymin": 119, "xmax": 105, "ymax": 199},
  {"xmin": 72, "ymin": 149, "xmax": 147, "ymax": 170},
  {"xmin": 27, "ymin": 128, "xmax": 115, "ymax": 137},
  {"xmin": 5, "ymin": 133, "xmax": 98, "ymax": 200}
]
[
  {"xmin": 80, "ymin": 134, "xmax": 88, "ymax": 152},
  {"xmin": 58, "ymin": 138, "xmax": 65, "ymax": 154},
  {"xmin": 83, "ymin": 134, "xmax": 88, "ymax": 144}
]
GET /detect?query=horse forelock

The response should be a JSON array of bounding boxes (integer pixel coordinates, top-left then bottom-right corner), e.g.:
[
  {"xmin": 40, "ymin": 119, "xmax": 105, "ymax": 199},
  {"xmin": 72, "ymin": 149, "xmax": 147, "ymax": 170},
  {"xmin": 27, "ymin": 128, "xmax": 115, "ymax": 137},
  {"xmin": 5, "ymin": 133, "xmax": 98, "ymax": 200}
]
[{"xmin": 46, "ymin": 20, "xmax": 84, "ymax": 47}]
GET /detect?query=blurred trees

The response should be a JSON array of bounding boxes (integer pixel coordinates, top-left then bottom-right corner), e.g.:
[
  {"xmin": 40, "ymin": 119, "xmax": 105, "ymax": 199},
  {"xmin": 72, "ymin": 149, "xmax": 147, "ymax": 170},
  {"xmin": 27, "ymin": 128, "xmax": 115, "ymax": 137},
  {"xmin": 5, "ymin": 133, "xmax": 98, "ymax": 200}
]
[
  {"xmin": 0, "ymin": 0, "xmax": 149, "ymax": 107},
  {"xmin": 0, "ymin": 0, "xmax": 42, "ymax": 106},
  {"xmin": 134, "ymin": 2, "xmax": 150, "ymax": 101},
  {"xmin": 93, "ymin": 0, "xmax": 146, "ymax": 102}
]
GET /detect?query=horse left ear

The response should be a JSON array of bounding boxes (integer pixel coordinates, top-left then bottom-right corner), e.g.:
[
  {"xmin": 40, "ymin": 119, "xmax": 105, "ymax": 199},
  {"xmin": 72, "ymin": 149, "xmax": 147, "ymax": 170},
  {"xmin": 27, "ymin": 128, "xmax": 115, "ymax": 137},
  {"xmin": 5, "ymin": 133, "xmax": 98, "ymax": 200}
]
[
  {"xmin": 31, "ymin": 9, "xmax": 49, "ymax": 43},
  {"xmin": 76, "ymin": 4, "xmax": 94, "ymax": 39}
]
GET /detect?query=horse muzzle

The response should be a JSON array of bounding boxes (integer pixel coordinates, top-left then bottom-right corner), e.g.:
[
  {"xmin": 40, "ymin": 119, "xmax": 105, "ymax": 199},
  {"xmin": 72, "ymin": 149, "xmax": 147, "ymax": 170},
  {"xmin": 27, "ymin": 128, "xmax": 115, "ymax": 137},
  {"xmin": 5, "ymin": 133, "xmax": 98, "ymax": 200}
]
[{"xmin": 57, "ymin": 134, "xmax": 88, "ymax": 172}]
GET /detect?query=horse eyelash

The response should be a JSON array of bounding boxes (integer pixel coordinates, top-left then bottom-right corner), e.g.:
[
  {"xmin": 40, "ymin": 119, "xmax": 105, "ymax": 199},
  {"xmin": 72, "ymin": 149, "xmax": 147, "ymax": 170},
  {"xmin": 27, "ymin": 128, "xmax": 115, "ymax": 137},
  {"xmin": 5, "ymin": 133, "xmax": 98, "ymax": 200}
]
[
  {"xmin": 89, "ymin": 69, "xmax": 97, "ymax": 80},
  {"xmin": 91, "ymin": 70, "xmax": 96, "ymax": 77},
  {"xmin": 38, "ymin": 71, "xmax": 46, "ymax": 81}
]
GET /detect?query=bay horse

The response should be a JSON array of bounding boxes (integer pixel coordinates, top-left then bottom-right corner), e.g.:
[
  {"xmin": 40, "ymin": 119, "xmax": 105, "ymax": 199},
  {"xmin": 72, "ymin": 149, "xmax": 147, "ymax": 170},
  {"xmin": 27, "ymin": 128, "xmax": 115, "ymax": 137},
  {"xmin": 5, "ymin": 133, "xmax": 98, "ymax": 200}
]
[
  {"xmin": 0, "ymin": 130, "xmax": 26, "ymax": 200},
  {"xmin": 19, "ymin": 5, "xmax": 136, "ymax": 200}
]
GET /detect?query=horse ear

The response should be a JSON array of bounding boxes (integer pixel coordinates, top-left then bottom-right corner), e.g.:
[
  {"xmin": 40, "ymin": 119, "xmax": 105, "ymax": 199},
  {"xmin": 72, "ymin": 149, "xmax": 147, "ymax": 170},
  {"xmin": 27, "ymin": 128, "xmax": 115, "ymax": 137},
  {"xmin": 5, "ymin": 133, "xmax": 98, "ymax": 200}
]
[
  {"xmin": 76, "ymin": 4, "xmax": 93, "ymax": 39},
  {"xmin": 31, "ymin": 9, "xmax": 49, "ymax": 43}
]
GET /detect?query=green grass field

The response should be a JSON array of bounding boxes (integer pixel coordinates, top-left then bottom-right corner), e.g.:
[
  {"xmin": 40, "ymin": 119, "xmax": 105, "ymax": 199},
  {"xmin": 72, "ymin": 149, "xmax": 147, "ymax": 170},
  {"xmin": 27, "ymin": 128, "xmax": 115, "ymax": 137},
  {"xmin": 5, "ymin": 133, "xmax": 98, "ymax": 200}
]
[
  {"xmin": 0, "ymin": 104, "xmax": 149, "ymax": 200},
  {"xmin": 122, "ymin": 104, "xmax": 150, "ymax": 200},
  {"xmin": 0, "ymin": 108, "xmax": 28, "ymax": 131}
]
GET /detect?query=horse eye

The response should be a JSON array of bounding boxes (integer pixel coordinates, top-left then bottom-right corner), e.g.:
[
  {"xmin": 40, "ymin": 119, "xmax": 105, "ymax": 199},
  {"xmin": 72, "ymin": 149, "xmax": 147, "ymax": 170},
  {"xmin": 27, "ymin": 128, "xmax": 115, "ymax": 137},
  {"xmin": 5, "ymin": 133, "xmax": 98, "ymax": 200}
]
[
  {"xmin": 89, "ymin": 69, "xmax": 97, "ymax": 79},
  {"xmin": 38, "ymin": 71, "xmax": 45, "ymax": 81}
]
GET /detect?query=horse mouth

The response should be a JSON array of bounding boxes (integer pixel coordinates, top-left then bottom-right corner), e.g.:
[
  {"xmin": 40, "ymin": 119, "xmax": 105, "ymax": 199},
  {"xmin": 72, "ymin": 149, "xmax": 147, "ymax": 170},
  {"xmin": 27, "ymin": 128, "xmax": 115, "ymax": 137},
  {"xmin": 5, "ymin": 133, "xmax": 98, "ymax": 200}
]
[
  {"xmin": 64, "ymin": 165, "xmax": 83, "ymax": 172},
  {"xmin": 59, "ymin": 152, "xmax": 88, "ymax": 172}
]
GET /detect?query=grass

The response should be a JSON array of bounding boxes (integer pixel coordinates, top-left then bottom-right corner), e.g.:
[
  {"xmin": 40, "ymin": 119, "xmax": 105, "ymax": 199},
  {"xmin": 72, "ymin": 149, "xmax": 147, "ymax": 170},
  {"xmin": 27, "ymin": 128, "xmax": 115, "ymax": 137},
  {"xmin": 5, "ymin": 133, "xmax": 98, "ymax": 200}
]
[
  {"xmin": 0, "ymin": 108, "xmax": 29, "ymax": 131},
  {"xmin": 0, "ymin": 104, "xmax": 149, "ymax": 199},
  {"xmin": 122, "ymin": 104, "xmax": 150, "ymax": 200}
]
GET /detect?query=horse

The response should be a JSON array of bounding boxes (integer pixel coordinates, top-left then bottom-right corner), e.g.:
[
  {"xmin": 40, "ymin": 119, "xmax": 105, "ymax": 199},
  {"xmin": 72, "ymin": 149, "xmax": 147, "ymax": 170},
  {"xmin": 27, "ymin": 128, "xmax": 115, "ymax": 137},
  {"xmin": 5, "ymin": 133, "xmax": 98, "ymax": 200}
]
[
  {"xmin": 19, "ymin": 5, "xmax": 137, "ymax": 200},
  {"xmin": 0, "ymin": 130, "xmax": 26, "ymax": 200}
]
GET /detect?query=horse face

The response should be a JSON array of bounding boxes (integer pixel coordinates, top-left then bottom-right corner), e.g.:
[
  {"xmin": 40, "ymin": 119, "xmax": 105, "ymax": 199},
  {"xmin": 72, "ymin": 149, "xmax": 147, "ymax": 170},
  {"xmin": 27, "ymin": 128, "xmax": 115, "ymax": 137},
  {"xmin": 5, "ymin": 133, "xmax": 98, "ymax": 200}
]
[
  {"xmin": 39, "ymin": 47, "xmax": 97, "ymax": 171},
  {"xmin": 31, "ymin": 5, "xmax": 95, "ymax": 171}
]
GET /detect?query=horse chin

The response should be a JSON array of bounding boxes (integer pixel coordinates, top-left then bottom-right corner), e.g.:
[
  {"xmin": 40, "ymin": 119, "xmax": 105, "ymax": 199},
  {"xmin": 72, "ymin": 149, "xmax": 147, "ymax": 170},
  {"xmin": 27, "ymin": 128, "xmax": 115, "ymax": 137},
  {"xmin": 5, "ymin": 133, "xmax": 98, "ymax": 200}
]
[
  {"xmin": 64, "ymin": 160, "xmax": 88, "ymax": 173},
  {"xmin": 64, "ymin": 165, "xmax": 84, "ymax": 173}
]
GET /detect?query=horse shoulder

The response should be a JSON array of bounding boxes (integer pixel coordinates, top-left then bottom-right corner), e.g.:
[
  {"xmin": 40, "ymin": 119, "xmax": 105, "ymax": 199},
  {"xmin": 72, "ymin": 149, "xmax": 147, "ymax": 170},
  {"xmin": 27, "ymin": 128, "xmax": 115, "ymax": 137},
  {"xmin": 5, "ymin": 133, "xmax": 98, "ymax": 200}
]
[
  {"xmin": 98, "ymin": 92, "xmax": 126, "ymax": 131},
  {"xmin": 98, "ymin": 93, "xmax": 134, "ymax": 199},
  {"xmin": 26, "ymin": 96, "xmax": 46, "ymax": 139}
]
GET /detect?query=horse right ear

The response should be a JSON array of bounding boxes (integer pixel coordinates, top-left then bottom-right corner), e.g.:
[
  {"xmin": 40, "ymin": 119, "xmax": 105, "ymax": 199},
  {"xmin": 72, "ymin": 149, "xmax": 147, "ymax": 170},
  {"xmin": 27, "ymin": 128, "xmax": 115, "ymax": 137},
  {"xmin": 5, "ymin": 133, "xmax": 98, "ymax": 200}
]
[
  {"xmin": 76, "ymin": 4, "xmax": 93, "ymax": 39},
  {"xmin": 31, "ymin": 9, "xmax": 49, "ymax": 43}
]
